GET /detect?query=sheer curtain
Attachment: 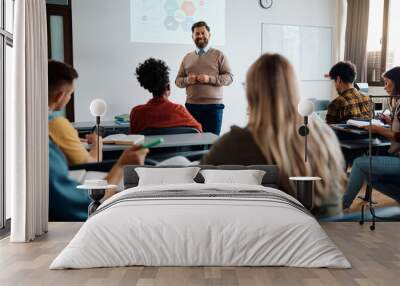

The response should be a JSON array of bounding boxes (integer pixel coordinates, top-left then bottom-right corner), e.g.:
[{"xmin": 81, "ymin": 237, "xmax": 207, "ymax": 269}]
[
  {"xmin": 331, "ymin": 0, "xmax": 348, "ymax": 99},
  {"xmin": 8, "ymin": 0, "xmax": 48, "ymax": 242},
  {"xmin": 344, "ymin": 0, "xmax": 370, "ymax": 82},
  {"xmin": 335, "ymin": 0, "xmax": 347, "ymax": 63}
]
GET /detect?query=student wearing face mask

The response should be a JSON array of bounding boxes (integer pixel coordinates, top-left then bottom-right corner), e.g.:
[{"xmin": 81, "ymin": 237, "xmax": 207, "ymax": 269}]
[
  {"xmin": 48, "ymin": 60, "xmax": 148, "ymax": 221},
  {"xmin": 175, "ymin": 21, "xmax": 233, "ymax": 135}
]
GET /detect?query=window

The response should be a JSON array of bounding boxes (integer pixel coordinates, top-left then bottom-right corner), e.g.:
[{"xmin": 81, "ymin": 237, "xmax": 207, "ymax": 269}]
[
  {"xmin": 366, "ymin": 0, "xmax": 399, "ymax": 86},
  {"xmin": 1, "ymin": 0, "xmax": 13, "ymax": 231},
  {"xmin": 386, "ymin": 0, "xmax": 400, "ymax": 70},
  {"xmin": 366, "ymin": 0, "xmax": 384, "ymax": 84},
  {"xmin": 46, "ymin": 0, "xmax": 74, "ymax": 121},
  {"xmin": 5, "ymin": 0, "xmax": 13, "ymax": 33}
]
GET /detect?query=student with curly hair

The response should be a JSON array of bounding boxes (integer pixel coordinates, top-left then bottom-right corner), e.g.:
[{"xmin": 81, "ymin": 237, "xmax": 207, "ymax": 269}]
[{"xmin": 130, "ymin": 58, "xmax": 202, "ymax": 134}]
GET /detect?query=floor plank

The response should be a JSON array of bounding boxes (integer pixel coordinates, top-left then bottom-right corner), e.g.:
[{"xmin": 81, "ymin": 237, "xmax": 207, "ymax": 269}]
[{"xmin": 0, "ymin": 222, "xmax": 399, "ymax": 286}]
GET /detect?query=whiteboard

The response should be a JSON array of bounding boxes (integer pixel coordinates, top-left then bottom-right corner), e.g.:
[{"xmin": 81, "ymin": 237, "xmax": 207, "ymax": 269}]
[{"xmin": 261, "ymin": 23, "xmax": 332, "ymax": 81}]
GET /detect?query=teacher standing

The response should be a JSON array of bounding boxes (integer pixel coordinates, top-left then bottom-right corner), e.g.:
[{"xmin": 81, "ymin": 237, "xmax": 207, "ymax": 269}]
[{"xmin": 175, "ymin": 21, "xmax": 233, "ymax": 135}]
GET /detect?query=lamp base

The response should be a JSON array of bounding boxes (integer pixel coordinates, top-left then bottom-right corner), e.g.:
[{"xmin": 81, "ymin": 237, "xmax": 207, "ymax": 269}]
[
  {"xmin": 87, "ymin": 189, "xmax": 106, "ymax": 216},
  {"xmin": 357, "ymin": 186, "xmax": 377, "ymax": 231},
  {"xmin": 295, "ymin": 181, "xmax": 314, "ymax": 210},
  {"xmin": 289, "ymin": 177, "xmax": 321, "ymax": 211}
]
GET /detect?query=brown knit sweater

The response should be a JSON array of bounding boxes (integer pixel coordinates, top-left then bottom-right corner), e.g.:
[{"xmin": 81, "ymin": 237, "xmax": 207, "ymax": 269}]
[
  {"xmin": 175, "ymin": 48, "xmax": 233, "ymax": 104},
  {"xmin": 201, "ymin": 126, "xmax": 267, "ymax": 166}
]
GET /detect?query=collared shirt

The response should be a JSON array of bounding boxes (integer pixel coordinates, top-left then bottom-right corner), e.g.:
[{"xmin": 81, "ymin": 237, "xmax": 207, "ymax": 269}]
[
  {"xmin": 196, "ymin": 45, "xmax": 210, "ymax": 55},
  {"xmin": 326, "ymin": 88, "xmax": 370, "ymax": 124},
  {"xmin": 129, "ymin": 96, "xmax": 203, "ymax": 134}
]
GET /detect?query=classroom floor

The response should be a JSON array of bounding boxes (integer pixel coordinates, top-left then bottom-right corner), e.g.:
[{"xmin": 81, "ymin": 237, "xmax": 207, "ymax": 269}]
[
  {"xmin": 1, "ymin": 222, "xmax": 400, "ymax": 286},
  {"xmin": 349, "ymin": 187, "xmax": 399, "ymax": 212}
]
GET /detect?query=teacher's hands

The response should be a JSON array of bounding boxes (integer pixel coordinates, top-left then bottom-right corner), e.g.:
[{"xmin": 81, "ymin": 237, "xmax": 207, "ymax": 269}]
[
  {"xmin": 197, "ymin": 74, "xmax": 210, "ymax": 84},
  {"xmin": 187, "ymin": 73, "xmax": 210, "ymax": 84},
  {"xmin": 187, "ymin": 73, "xmax": 197, "ymax": 84}
]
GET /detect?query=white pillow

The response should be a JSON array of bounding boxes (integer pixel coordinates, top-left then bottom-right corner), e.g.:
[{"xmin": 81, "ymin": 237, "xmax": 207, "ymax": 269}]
[
  {"xmin": 200, "ymin": 169, "xmax": 266, "ymax": 185},
  {"xmin": 135, "ymin": 167, "xmax": 201, "ymax": 186}
]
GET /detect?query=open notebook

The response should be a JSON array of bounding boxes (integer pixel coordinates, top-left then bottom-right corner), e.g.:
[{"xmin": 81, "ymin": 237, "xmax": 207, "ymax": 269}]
[
  {"xmin": 103, "ymin": 134, "xmax": 145, "ymax": 145},
  {"xmin": 156, "ymin": 156, "xmax": 199, "ymax": 166},
  {"xmin": 68, "ymin": 170, "xmax": 124, "ymax": 189},
  {"xmin": 347, "ymin": 119, "xmax": 385, "ymax": 128}
]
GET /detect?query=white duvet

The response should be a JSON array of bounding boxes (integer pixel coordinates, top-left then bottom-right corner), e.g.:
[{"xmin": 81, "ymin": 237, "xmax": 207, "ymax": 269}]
[{"xmin": 50, "ymin": 183, "xmax": 351, "ymax": 269}]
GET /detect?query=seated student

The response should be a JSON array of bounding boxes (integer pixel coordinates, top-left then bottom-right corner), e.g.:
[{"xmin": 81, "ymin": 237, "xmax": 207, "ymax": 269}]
[
  {"xmin": 48, "ymin": 60, "xmax": 102, "ymax": 166},
  {"xmin": 48, "ymin": 61, "xmax": 149, "ymax": 221},
  {"xmin": 201, "ymin": 54, "xmax": 346, "ymax": 217},
  {"xmin": 130, "ymin": 58, "xmax": 202, "ymax": 134},
  {"xmin": 325, "ymin": 61, "xmax": 370, "ymax": 124},
  {"xmin": 343, "ymin": 66, "xmax": 400, "ymax": 209}
]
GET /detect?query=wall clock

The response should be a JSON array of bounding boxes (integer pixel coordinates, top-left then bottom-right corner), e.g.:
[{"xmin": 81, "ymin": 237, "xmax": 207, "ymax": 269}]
[{"xmin": 260, "ymin": 0, "xmax": 273, "ymax": 9}]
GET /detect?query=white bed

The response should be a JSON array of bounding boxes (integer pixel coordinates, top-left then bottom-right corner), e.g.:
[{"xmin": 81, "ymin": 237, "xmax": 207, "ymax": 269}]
[{"xmin": 50, "ymin": 181, "xmax": 350, "ymax": 269}]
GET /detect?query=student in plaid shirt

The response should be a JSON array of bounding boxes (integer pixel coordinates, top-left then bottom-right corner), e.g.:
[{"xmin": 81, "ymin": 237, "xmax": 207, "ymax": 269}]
[{"xmin": 325, "ymin": 61, "xmax": 370, "ymax": 124}]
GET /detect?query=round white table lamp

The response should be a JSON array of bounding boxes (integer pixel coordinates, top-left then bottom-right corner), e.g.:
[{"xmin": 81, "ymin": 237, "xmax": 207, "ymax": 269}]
[
  {"xmin": 297, "ymin": 99, "xmax": 314, "ymax": 162},
  {"xmin": 294, "ymin": 99, "xmax": 320, "ymax": 210},
  {"xmin": 298, "ymin": 98, "xmax": 314, "ymax": 117},
  {"xmin": 89, "ymin": 99, "xmax": 107, "ymax": 162},
  {"xmin": 90, "ymin": 99, "xmax": 107, "ymax": 117}
]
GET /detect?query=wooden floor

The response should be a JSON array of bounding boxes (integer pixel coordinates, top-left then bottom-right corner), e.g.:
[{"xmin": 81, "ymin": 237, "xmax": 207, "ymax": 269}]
[
  {"xmin": 349, "ymin": 188, "xmax": 398, "ymax": 212},
  {"xmin": 1, "ymin": 222, "xmax": 399, "ymax": 286}
]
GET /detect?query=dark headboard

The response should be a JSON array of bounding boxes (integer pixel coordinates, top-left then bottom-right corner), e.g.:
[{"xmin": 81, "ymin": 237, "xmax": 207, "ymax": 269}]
[{"xmin": 123, "ymin": 165, "xmax": 280, "ymax": 190}]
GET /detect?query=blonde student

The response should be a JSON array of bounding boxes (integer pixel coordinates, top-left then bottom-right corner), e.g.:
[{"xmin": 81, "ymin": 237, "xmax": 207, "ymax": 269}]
[{"xmin": 201, "ymin": 54, "xmax": 346, "ymax": 217}]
